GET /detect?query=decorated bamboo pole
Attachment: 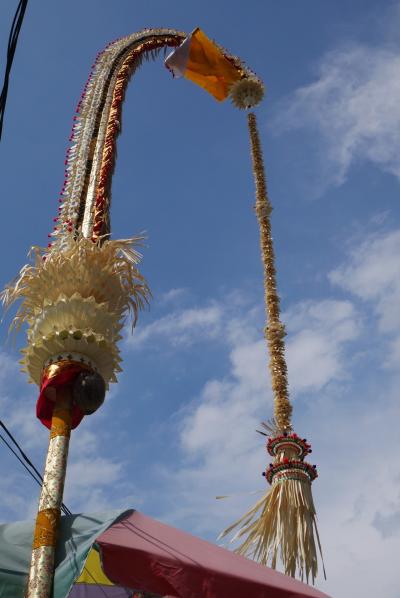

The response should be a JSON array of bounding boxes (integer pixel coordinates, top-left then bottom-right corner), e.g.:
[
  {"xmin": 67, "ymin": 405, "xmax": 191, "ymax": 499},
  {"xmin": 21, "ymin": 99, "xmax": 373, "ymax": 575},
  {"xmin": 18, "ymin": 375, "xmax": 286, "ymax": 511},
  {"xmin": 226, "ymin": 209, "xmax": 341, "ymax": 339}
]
[
  {"xmin": 26, "ymin": 386, "xmax": 72, "ymax": 597},
  {"xmin": 2, "ymin": 28, "xmax": 262, "ymax": 595},
  {"xmin": 219, "ymin": 112, "xmax": 324, "ymax": 583},
  {"xmin": 2, "ymin": 26, "xmax": 323, "ymax": 594}
]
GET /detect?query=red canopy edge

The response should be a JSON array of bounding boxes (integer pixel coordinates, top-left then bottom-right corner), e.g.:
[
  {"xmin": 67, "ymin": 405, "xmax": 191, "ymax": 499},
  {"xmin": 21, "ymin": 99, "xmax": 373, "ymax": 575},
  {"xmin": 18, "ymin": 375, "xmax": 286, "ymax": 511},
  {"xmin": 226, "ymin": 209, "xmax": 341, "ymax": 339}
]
[{"xmin": 97, "ymin": 510, "xmax": 330, "ymax": 598}]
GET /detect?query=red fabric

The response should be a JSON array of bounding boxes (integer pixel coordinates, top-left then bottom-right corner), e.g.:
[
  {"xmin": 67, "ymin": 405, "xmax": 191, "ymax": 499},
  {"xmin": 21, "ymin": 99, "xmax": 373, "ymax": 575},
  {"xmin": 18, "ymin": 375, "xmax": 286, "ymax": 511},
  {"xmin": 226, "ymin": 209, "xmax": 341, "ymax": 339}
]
[
  {"xmin": 97, "ymin": 511, "xmax": 330, "ymax": 598},
  {"xmin": 36, "ymin": 365, "xmax": 85, "ymax": 429}
]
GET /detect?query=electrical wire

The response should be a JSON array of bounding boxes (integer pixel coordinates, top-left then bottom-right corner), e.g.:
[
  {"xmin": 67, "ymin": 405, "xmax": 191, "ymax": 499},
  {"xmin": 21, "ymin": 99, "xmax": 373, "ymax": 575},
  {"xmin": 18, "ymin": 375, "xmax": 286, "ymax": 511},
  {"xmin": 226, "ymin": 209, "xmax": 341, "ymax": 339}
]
[
  {"xmin": 0, "ymin": 419, "xmax": 124, "ymax": 594},
  {"xmin": 0, "ymin": 419, "xmax": 72, "ymax": 515},
  {"xmin": 0, "ymin": 420, "xmax": 47, "ymax": 487},
  {"xmin": 0, "ymin": 0, "xmax": 29, "ymax": 140},
  {"xmin": 0, "ymin": 432, "xmax": 43, "ymax": 489}
]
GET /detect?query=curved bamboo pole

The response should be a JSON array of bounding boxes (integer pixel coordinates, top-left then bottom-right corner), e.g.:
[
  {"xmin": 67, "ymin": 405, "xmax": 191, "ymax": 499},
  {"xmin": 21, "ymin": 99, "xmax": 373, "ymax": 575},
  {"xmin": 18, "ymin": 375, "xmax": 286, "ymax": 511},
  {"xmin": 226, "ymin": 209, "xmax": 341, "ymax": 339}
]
[{"xmin": 17, "ymin": 28, "xmax": 255, "ymax": 596}]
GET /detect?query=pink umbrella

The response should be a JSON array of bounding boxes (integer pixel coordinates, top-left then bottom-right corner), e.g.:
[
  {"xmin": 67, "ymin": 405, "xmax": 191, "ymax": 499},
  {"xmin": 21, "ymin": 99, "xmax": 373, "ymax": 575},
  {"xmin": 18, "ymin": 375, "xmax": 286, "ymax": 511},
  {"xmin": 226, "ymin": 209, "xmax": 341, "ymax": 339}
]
[{"xmin": 97, "ymin": 511, "xmax": 330, "ymax": 598}]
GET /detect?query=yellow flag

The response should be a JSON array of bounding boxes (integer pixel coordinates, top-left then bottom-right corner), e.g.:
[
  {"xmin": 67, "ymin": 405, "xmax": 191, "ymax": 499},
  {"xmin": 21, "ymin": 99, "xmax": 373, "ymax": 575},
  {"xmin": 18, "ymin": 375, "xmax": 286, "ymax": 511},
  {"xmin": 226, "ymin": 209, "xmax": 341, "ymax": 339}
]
[{"xmin": 165, "ymin": 28, "xmax": 242, "ymax": 101}]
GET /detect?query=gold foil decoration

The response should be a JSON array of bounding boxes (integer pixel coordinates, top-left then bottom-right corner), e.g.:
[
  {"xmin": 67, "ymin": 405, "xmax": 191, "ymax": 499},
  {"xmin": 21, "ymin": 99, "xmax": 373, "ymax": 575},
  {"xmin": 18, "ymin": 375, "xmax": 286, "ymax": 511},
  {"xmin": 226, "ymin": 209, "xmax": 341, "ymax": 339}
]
[
  {"xmin": 50, "ymin": 408, "xmax": 72, "ymax": 439},
  {"xmin": 32, "ymin": 508, "xmax": 60, "ymax": 549}
]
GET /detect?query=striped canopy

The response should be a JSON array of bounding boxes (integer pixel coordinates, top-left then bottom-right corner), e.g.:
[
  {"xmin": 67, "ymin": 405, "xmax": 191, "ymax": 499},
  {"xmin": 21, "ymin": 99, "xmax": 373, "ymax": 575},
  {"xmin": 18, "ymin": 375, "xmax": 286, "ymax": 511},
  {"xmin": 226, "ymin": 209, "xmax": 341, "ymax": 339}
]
[{"xmin": 0, "ymin": 510, "xmax": 330, "ymax": 597}]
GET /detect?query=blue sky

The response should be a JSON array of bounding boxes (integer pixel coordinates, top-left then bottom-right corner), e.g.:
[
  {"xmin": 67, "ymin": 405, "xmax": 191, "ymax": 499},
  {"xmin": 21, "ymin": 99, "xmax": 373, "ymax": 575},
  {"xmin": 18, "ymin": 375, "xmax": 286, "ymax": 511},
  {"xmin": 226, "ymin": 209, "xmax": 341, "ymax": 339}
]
[{"xmin": 1, "ymin": 1, "xmax": 400, "ymax": 597}]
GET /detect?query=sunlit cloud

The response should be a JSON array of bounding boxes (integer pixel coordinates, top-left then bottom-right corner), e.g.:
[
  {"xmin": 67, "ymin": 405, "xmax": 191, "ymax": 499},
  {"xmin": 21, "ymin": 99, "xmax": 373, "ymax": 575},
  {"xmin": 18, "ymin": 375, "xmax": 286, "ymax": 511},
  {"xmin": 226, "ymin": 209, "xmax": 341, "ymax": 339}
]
[{"xmin": 276, "ymin": 43, "xmax": 400, "ymax": 193}]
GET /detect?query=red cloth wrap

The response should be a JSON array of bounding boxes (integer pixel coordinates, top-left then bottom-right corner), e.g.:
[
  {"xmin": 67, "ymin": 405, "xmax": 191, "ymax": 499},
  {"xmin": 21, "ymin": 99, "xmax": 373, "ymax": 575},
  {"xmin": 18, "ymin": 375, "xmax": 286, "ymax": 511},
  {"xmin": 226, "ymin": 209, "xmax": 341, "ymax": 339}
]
[{"xmin": 37, "ymin": 364, "xmax": 85, "ymax": 430}]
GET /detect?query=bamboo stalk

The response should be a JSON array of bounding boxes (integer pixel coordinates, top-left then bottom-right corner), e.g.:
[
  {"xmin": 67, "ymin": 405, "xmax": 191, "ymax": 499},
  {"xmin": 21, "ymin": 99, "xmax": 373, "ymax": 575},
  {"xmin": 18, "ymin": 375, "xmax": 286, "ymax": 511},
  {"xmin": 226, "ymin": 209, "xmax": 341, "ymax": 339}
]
[{"xmin": 26, "ymin": 386, "xmax": 72, "ymax": 597}]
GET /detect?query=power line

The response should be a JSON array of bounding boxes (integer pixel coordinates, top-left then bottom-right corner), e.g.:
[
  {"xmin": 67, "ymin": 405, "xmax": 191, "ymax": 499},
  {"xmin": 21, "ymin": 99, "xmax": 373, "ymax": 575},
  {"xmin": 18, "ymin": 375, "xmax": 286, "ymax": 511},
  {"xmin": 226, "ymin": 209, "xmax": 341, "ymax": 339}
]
[
  {"xmin": 0, "ymin": 420, "xmax": 46, "ymax": 488},
  {"xmin": 0, "ymin": 419, "xmax": 71, "ymax": 515},
  {"xmin": 0, "ymin": 432, "xmax": 43, "ymax": 489},
  {"xmin": 0, "ymin": 0, "xmax": 29, "ymax": 141},
  {"xmin": 0, "ymin": 418, "xmax": 132, "ymax": 595}
]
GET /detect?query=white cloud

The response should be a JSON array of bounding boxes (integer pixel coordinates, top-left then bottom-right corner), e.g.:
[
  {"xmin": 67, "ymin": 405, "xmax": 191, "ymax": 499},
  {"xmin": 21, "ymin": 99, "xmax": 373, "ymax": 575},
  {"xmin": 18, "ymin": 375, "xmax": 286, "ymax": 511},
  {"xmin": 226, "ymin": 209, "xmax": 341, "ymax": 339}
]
[
  {"xmin": 2, "ymin": 271, "xmax": 398, "ymax": 597},
  {"xmin": 0, "ymin": 350, "xmax": 133, "ymax": 516},
  {"xmin": 143, "ymin": 303, "xmax": 271, "ymax": 533},
  {"xmin": 285, "ymin": 300, "xmax": 361, "ymax": 393},
  {"xmin": 145, "ymin": 289, "xmax": 400, "ymax": 598},
  {"xmin": 64, "ymin": 419, "xmax": 134, "ymax": 512},
  {"xmin": 159, "ymin": 287, "xmax": 188, "ymax": 305},
  {"xmin": 124, "ymin": 282, "xmax": 400, "ymax": 596},
  {"xmin": 372, "ymin": 508, "xmax": 400, "ymax": 539},
  {"xmin": 309, "ymin": 385, "xmax": 400, "ymax": 598},
  {"xmin": 157, "ymin": 296, "xmax": 360, "ymax": 531},
  {"xmin": 67, "ymin": 457, "xmax": 122, "ymax": 490},
  {"xmin": 330, "ymin": 229, "xmax": 400, "ymax": 333},
  {"xmin": 0, "ymin": 351, "xmax": 45, "ymax": 451},
  {"xmin": 7, "ymin": 405, "xmax": 46, "ymax": 451},
  {"xmin": 0, "ymin": 350, "xmax": 20, "ymax": 386},
  {"xmin": 0, "ymin": 472, "xmax": 37, "ymax": 519},
  {"xmin": 330, "ymin": 227, "xmax": 400, "ymax": 375},
  {"xmin": 278, "ymin": 43, "xmax": 400, "ymax": 191},
  {"xmin": 127, "ymin": 303, "xmax": 223, "ymax": 348}
]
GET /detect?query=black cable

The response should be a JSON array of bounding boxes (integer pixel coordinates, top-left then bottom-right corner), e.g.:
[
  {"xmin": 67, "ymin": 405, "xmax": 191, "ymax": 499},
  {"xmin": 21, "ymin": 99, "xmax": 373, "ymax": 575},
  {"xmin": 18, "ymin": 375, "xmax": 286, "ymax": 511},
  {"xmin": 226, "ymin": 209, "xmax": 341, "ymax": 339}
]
[
  {"xmin": 0, "ymin": 434, "xmax": 113, "ymax": 592},
  {"xmin": 0, "ymin": 424, "xmax": 117, "ymax": 592},
  {"xmin": 0, "ymin": 432, "xmax": 43, "ymax": 489},
  {"xmin": 0, "ymin": 0, "xmax": 29, "ymax": 140},
  {"xmin": 0, "ymin": 422, "xmax": 130, "ymax": 594},
  {"xmin": 0, "ymin": 419, "xmax": 72, "ymax": 515},
  {"xmin": 0, "ymin": 420, "xmax": 46, "ymax": 486},
  {"xmin": 0, "ymin": 420, "xmax": 135, "ymax": 593}
]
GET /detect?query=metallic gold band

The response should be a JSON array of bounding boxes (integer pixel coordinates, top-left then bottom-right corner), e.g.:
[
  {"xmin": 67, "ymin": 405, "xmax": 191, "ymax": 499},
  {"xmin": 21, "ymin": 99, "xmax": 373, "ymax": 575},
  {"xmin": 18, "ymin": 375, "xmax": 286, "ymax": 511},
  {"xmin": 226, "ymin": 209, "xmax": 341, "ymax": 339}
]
[
  {"xmin": 32, "ymin": 508, "xmax": 60, "ymax": 549},
  {"xmin": 50, "ymin": 408, "xmax": 72, "ymax": 439}
]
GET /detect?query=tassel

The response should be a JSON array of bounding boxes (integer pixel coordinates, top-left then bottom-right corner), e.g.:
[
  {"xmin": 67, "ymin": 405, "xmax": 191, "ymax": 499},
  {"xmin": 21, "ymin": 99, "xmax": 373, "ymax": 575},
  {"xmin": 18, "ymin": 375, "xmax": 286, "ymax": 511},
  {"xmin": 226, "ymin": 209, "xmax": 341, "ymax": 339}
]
[
  {"xmin": 220, "ymin": 432, "xmax": 324, "ymax": 583},
  {"xmin": 219, "ymin": 111, "xmax": 324, "ymax": 583}
]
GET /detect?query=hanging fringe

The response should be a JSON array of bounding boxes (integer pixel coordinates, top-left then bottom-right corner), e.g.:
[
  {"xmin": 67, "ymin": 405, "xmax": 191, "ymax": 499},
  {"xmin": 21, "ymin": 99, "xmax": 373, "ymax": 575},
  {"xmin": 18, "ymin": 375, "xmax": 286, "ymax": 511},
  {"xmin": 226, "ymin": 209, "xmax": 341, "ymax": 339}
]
[
  {"xmin": 220, "ymin": 433, "xmax": 325, "ymax": 583},
  {"xmin": 220, "ymin": 482, "xmax": 323, "ymax": 582},
  {"xmin": 219, "ymin": 111, "xmax": 324, "ymax": 583}
]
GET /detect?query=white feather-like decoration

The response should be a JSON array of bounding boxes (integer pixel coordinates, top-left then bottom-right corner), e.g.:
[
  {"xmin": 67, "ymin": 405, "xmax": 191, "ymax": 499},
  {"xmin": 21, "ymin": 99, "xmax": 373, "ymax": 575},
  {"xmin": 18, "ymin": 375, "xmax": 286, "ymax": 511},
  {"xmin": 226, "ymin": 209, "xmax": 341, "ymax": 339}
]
[{"xmin": 2, "ymin": 235, "xmax": 149, "ymax": 387}]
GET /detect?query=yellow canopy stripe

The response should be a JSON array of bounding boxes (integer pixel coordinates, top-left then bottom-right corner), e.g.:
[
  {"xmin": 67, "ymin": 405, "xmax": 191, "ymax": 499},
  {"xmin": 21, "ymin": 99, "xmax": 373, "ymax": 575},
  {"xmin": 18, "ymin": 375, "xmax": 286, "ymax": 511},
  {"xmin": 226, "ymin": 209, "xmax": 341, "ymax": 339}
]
[{"xmin": 76, "ymin": 548, "xmax": 114, "ymax": 586}]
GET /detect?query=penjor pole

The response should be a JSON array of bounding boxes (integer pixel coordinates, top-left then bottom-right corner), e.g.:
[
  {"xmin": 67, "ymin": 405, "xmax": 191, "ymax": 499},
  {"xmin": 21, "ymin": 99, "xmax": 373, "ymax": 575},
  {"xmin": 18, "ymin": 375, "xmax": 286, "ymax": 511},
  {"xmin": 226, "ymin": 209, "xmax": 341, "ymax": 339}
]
[
  {"xmin": 1, "ymin": 28, "xmax": 268, "ymax": 596},
  {"xmin": 26, "ymin": 387, "xmax": 72, "ymax": 597}
]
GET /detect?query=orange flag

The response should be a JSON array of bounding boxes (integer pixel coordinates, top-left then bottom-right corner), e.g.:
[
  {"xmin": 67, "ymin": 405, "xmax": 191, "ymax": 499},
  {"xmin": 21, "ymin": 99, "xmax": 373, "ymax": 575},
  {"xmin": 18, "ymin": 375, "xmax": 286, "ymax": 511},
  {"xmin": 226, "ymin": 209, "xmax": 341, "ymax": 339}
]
[{"xmin": 165, "ymin": 28, "xmax": 242, "ymax": 101}]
